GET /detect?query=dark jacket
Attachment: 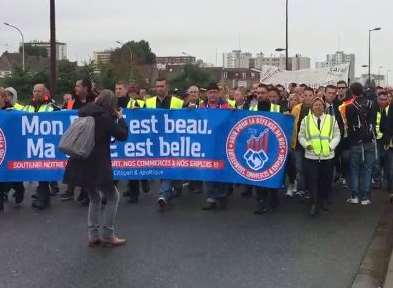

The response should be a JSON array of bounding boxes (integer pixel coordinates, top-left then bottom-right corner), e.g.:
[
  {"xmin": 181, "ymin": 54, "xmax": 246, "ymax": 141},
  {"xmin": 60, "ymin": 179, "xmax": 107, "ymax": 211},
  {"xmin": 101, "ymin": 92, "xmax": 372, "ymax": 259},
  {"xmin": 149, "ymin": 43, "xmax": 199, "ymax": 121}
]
[
  {"xmin": 326, "ymin": 101, "xmax": 345, "ymax": 137},
  {"xmin": 117, "ymin": 96, "xmax": 130, "ymax": 109},
  {"xmin": 63, "ymin": 103, "xmax": 128, "ymax": 188},
  {"xmin": 382, "ymin": 103, "xmax": 393, "ymax": 146},
  {"xmin": 65, "ymin": 97, "xmax": 87, "ymax": 110},
  {"xmin": 346, "ymin": 98, "xmax": 376, "ymax": 146}
]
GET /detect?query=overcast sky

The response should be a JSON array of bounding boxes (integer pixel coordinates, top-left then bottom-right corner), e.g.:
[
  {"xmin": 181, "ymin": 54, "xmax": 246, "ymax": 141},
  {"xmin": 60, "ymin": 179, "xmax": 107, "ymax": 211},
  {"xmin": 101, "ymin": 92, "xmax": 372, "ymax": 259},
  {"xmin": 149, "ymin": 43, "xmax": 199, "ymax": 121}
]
[{"xmin": 1, "ymin": 0, "xmax": 392, "ymax": 80}]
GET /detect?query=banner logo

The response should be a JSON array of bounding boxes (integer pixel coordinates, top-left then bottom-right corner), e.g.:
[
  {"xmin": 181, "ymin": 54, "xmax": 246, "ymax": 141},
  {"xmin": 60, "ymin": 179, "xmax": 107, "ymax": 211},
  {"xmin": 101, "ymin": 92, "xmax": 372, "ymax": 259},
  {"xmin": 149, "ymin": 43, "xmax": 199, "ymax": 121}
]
[
  {"xmin": 226, "ymin": 115, "xmax": 288, "ymax": 181},
  {"xmin": 244, "ymin": 130, "xmax": 269, "ymax": 171},
  {"xmin": 0, "ymin": 128, "xmax": 6, "ymax": 167}
]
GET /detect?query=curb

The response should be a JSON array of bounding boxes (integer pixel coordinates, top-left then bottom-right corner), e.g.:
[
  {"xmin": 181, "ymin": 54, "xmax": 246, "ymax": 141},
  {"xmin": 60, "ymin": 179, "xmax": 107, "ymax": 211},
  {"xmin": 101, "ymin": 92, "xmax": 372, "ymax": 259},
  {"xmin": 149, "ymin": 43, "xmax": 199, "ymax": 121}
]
[
  {"xmin": 384, "ymin": 252, "xmax": 393, "ymax": 288},
  {"xmin": 352, "ymin": 203, "xmax": 393, "ymax": 288}
]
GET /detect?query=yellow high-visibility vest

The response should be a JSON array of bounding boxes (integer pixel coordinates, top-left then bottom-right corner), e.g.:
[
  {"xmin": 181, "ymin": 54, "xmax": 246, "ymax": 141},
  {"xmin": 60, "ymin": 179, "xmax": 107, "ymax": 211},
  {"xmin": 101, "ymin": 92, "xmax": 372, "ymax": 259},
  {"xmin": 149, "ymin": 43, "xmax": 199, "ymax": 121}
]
[
  {"xmin": 249, "ymin": 103, "xmax": 280, "ymax": 112},
  {"xmin": 227, "ymin": 99, "xmax": 236, "ymax": 108},
  {"xmin": 22, "ymin": 104, "xmax": 54, "ymax": 113},
  {"xmin": 249, "ymin": 104, "xmax": 258, "ymax": 111},
  {"xmin": 127, "ymin": 99, "xmax": 145, "ymax": 109},
  {"xmin": 145, "ymin": 96, "xmax": 183, "ymax": 109},
  {"xmin": 13, "ymin": 103, "xmax": 25, "ymax": 111},
  {"xmin": 270, "ymin": 104, "xmax": 281, "ymax": 113},
  {"xmin": 305, "ymin": 113, "xmax": 334, "ymax": 157},
  {"xmin": 376, "ymin": 106, "xmax": 389, "ymax": 140}
]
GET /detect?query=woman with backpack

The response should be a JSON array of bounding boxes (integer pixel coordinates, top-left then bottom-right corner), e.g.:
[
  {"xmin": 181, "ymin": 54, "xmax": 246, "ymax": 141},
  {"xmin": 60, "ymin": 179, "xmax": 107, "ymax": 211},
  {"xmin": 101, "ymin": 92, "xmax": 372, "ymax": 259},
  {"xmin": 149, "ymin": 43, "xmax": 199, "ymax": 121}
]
[{"xmin": 63, "ymin": 89, "xmax": 129, "ymax": 247}]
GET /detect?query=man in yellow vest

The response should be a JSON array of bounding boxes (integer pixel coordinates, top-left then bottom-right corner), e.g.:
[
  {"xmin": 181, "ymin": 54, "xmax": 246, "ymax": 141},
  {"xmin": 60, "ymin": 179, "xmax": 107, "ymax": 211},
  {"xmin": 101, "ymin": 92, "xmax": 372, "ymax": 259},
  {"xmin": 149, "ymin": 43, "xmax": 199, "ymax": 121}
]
[
  {"xmin": 0, "ymin": 87, "xmax": 25, "ymax": 210},
  {"xmin": 148, "ymin": 78, "xmax": 184, "ymax": 209},
  {"xmin": 253, "ymin": 86, "xmax": 283, "ymax": 214},
  {"xmin": 4, "ymin": 87, "xmax": 24, "ymax": 111},
  {"xmin": 372, "ymin": 91, "xmax": 389, "ymax": 188},
  {"xmin": 298, "ymin": 97, "xmax": 341, "ymax": 216},
  {"xmin": 126, "ymin": 84, "xmax": 145, "ymax": 109},
  {"xmin": 115, "ymin": 81, "xmax": 149, "ymax": 203},
  {"xmin": 1, "ymin": 88, "xmax": 25, "ymax": 211},
  {"xmin": 24, "ymin": 84, "xmax": 58, "ymax": 210}
]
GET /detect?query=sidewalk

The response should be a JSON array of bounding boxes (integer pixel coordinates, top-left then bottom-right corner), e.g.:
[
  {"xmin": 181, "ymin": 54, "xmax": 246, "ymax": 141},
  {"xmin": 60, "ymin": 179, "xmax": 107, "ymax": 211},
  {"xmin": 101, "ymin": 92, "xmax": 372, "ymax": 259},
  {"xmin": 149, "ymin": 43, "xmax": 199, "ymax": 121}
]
[
  {"xmin": 352, "ymin": 203, "xmax": 393, "ymax": 288},
  {"xmin": 384, "ymin": 251, "xmax": 393, "ymax": 288}
]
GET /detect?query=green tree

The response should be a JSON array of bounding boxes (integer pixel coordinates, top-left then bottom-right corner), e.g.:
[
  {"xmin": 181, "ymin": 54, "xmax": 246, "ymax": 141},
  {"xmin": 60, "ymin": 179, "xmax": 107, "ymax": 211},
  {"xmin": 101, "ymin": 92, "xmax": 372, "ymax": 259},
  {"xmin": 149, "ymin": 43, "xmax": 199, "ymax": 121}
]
[
  {"xmin": 3, "ymin": 67, "xmax": 33, "ymax": 102},
  {"xmin": 169, "ymin": 64, "xmax": 213, "ymax": 91},
  {"xmin": 56, "ymin": 60, "xmax": 81, "ymax": 97},
  {"xmin": 95, "ymin": 63, "xmax": 116, "ymax": 91},
  {"xmin": 110, "ymin": 40, "xmax": 156, "ymax": 85}
]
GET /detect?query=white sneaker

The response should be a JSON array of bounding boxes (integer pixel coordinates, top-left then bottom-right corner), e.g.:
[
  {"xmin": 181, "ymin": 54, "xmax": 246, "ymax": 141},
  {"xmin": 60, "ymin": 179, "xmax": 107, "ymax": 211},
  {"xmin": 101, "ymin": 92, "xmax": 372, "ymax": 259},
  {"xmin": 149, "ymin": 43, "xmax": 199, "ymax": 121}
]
[
  {"xmin": 361, "ymin": 200, "xmax": 371, "ymax": 206},
  {"xmin": 286, "ymin": 184, "xmax": 294, "ymax": 197},
  {"xmin": 347, "ymin": 197, "xmax": 359, "ymax": 204},
  {"xmin": 292, "ymin": 180, "xmax": 298, "ymax": 192},
  {"xmin": 296, "ymin": 190, "xmax": 305, "ymax": 197}
]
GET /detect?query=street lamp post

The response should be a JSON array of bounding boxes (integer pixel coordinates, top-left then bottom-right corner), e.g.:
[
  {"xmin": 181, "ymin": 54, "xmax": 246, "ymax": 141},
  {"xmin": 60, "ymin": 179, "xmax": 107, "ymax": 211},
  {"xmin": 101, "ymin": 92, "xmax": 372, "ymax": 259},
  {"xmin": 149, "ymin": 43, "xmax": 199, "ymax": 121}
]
[
  {"xmin": 275, "ymin": 48, "xmax": 288, "ymax": 70},
  {"xmin": 285, "ymin": 0, "xmax": 289, "ymax": 71},
  {"xmin": 368, "ymin": 27, "xmax": 382, "ymax": 83},
  {"xmin": 49, "ymin": 0, "xmax": 57, "ymax": 98},
  {"xmin": 378, "ymin": 66, "xmax": 383, "ymax": 86},
  {"xmin": 4, "ymin": 22, "xmax": 25, "ymax": 71}
]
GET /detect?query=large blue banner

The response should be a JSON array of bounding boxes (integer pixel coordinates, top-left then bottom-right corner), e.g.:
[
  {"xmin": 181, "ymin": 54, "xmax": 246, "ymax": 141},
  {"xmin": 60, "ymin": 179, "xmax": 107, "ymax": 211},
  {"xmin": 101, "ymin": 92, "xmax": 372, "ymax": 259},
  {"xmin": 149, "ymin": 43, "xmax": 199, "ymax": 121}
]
[{"xmin": 0, "ymin": 109, "xmax": 293, "ymax": 188}]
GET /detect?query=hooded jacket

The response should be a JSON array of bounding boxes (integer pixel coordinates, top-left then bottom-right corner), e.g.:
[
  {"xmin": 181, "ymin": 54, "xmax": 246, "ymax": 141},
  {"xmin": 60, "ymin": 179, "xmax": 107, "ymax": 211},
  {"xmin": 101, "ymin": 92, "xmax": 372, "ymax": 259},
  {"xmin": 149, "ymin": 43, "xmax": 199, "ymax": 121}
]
[{"xmin": 63, "ymin": 103, "xmax": 128, "ymax": 187}]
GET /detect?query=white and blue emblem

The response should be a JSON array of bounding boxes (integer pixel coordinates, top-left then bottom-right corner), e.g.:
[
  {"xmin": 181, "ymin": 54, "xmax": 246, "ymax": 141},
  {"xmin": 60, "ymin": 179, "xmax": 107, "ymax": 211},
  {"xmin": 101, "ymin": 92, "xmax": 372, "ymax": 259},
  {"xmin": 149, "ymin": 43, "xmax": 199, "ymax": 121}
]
[
  {"xmin": 226, "ymin": 115, "xmax": 288, "ymax": 182},
  {"xmin": 243, "ymin": 129, "xmax": 269, "ymax": 171}
]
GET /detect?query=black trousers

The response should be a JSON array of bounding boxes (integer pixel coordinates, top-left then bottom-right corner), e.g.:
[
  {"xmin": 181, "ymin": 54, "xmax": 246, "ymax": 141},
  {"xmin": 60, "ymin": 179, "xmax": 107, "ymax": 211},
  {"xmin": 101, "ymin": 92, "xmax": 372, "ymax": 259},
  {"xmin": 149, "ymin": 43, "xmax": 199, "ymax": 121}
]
[
  {"xmin": 127, "ymin": 180, "xmax": 150, "ymax": 197},
  {"xmin": 304, "ymin": 159, "xmax": 333, "ymax": 207},
  {"xmin": 36, "ymin": 182, "xmax": 50, "ymax": 203},
  {"xmin": 256, "ymin": 188, "xmax": 280, "ymax": 209},
  {"xmin": 286, "ymin": 151, "xmax": 297, "ymax": 184},
  {"xmin": 0, "ymin": 182, "xmax": 25, "ymax": 208}
]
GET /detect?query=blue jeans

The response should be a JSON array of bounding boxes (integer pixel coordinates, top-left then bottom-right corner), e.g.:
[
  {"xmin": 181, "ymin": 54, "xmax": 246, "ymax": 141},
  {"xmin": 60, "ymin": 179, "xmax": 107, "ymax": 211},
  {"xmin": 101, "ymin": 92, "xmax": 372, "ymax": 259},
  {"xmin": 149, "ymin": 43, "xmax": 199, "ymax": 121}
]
[
  {"xmin": 350, "ymin": 143, "xmax": 376, "ymax": 200},
  {"xmin": 159, "ymin": 180, "xmax": 175, "ymax": 201},
  {"xmin": 205, "ymin": 182, "xmax": 229, "ymax": 201},
  {"xmin": 372, "ymin": 140, "xmax": 385, "ymax": 182}
]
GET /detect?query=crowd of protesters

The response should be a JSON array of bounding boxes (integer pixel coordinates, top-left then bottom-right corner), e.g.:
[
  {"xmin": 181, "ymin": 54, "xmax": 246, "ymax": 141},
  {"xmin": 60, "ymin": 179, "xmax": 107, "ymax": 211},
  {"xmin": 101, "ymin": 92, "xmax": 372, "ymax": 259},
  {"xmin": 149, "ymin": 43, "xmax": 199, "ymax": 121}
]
[{"xmin": 1, "ymin": 77, "xmax": 393, "ymax": 246}]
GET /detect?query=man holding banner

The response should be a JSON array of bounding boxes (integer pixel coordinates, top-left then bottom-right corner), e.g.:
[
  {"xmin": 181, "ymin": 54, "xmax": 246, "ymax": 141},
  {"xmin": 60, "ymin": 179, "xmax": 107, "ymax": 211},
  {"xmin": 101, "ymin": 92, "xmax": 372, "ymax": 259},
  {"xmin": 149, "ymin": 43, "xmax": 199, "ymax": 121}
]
[
  {"xmin": 24, "ymin": 84, "xmax": 59, "ymax": 210},
  {"xmin": 147, "ymin": 78, "xmax": 184, "ymax": 210},
  {"xmin": 200, "ymin": 82, "xmax": 232, "ymax": 210},
  {"xmin": 0, "ymin": 88, "xmax": 25, "ymax": 211}
]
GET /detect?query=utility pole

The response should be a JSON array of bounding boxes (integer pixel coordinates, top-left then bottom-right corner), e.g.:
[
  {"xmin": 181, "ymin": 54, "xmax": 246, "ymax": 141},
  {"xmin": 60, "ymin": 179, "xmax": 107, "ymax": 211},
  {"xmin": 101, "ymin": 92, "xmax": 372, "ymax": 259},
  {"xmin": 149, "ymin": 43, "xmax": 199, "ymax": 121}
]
[
  {"xmin": 50, "ymin": 0, "xmax": 57, "ymax": 98},
  {"xmin": 285, "ymin": 0, "xmax": 289, "ymax": 70},
  {"xmin": 368, "ymin": 27, "xmax": 382, "ymax": 84}
]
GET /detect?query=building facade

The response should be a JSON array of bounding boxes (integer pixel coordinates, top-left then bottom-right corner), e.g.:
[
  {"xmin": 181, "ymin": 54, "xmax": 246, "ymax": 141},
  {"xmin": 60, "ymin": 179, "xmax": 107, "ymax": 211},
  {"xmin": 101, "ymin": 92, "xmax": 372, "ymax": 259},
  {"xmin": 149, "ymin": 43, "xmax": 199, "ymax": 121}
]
[
  {"xmin": 223, "ymin": 50, "xmax": 253, "ymax": 69},
  {"xmin": 254, "ymin": 53, "xmax": 311, "ymax": 71},
  {"xmin": 23, "ymin": 41, "xmax": 67, "ymax": 60},
  {"xmin": 202, "ymin": 67, "xmax": 261, "ymax": 89},
  {"xmin": 316, "ymin": 51, "xmax": 355, "ymax": 82},
  {"xmin": 156, "ymin": 56, "xmax": 196, "ymax": 66},
  {"xmin": 93, "ymin": 50, "xmax": 113, "ymax": 66},
  {"xmin": 356, "ymin": 74, "xmax": 386, "ymax": 86}
]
